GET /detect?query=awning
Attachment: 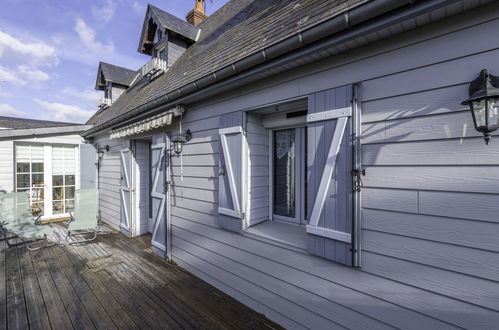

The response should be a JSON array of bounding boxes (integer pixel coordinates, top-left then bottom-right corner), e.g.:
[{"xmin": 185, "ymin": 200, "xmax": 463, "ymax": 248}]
[{"xmin": 109, "ymin": 111, "xmax": 173, "ymax": 140}]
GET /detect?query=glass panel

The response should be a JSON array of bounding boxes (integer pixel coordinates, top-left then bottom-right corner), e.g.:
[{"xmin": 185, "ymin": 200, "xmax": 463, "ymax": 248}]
[
  {"xmin": 53, "ymin": 201, "xmax": 64, "ymax": 214},
  {"xmin": 65, "ymin": 186, "xmax": 75, "ymax": 199},
  {"xmin": 472, "ymin": 100, "xmax": 486, "ymax": 129},
  {"xmin": 64, "ymin": 146, "xmax": 75, "ymax": 159},
  {"xmin": 31, "ymin": 145, "xmax": 44, "ymax": 161},
  {"xmin": 16, "ymin": 162, "xmax": 30, "ymax": 173},
  {"xmin": 273, "ymin": 128, "xmax": 296, "ymax": 218},
  {"xmin": 32, "ymin": 162, "xmax": 44, "ymax": 172},
  {"xmin": 65, "ymin": 200, "xmax": 74, "ymax": 213},
  {"xmin": 15, "ymin": 144, "xmax": 30, "ymax": 160},
  {"xmin": 52, "ymin": 187, "xmax": 63, "ymax": 201},
  {"xmin": 32, "ymin": 174, "xmax": 44, "ymax": 187},
  {"xmin": 65, "ymin": 175, "xmax": 75, "ymax": 186},
  {"xmin": 17, "ymin": 174, "xmax": 30, "ymax": 188},
  {"xmin": 488, "ymin": 98, "xmax": 499, "ymax": 128},
  {"xmin": 31, "ymin": 188, "xmax": 44, "ymax": 203},
  {"xmin": 52, "ymin": 175, "xmax": 63, "ymax": 186}
]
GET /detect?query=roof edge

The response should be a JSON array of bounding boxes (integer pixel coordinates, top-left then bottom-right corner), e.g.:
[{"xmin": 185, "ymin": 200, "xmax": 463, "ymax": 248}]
[
  {"xmin": 0, "ymin": 125, "xmax": 93, "ymax": 139},
  {"xmin": 83, "ymin": 0, "xmax": 459, "ymax": 137}
]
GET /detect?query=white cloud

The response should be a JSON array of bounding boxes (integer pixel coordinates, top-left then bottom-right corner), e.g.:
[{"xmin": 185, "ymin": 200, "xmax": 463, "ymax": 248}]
[
  {"xmin": 0, "ymin": 65, "xmax": 51, "ymax": 86},
  {"xmin": 18, "ymin": 65, "xmax": 50, "ymax": 83},
  {"xmin": 0, "ymin": 103, "xmax": 24, "ymax": 117},
  {"xmin": 74, "ymin": 18, "xmax": 114, "ymax": 53},
  {"xmin": 59, "ymin": 87, "xmax": 100, "ymax": 103},
  {"xmin": 0, "ymin": 30, "xmax": 58, "ymax": 66},
  {"xmin": 0, "ymin": 66, "xmax": 21, "ymax": 84},
  {"xmin": 132, "ymin": 1, "xmax": 144, "ymax": 15},
  {"xmin": 92, "ymin": 0, "xmax": 117, "ymax": 22},
  {"xmin": 34, "ymin": 98, "xmax": 94, "ymax": 123}
]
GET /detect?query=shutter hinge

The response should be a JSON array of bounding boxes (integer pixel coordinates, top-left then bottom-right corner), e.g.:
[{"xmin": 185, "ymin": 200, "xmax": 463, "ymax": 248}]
[
  {"xmin": 241, "ymin": 212, "xmax": 246, "ymax": 220},
  {"xmin": 352, "ymin": 169, "xmax": 365, "ymax": 192}
]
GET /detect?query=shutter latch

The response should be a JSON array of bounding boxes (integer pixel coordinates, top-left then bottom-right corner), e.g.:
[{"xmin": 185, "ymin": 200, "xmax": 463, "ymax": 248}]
[{"xmin": 352, "ymin": 169, "xmax": 366, "ymax": 192}]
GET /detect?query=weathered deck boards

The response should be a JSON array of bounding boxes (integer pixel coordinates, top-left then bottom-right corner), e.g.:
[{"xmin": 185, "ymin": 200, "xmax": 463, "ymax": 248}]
[{"xmin": 1, "ymin": 225, "xmax": 282, "ymax": 330}]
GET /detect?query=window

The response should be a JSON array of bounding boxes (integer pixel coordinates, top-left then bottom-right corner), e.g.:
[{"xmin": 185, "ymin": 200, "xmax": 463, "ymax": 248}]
[
  {"xmin": 15, "ymin": 143, "xmax": 45, "ymax": 216},
  {"xmin": 52, "ymin": 145, "xmax": 76, "ymax": 214}
]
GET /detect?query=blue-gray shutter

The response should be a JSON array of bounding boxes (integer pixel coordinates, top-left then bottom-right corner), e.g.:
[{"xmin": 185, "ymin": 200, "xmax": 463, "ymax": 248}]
[
  {"xmin": 120, "ymin": 141, "xmax": 134, "ymax": 236},
  {"xmin": 218, "ymin": 112, "xmax": 244, "ymax": 233},
  {"xmin": 307, "ymin": 86, "xmax": 353, "ymax": 266},
  {"xmin": 80, "ymin": 144, "xmax": 97, "ymax": 189},
  {"xmin": 150, "ymin": 133, "xmax": 170, "ymax": 259}
]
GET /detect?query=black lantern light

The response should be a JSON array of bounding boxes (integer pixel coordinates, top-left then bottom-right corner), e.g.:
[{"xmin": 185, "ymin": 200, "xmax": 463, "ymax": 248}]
[
  {"xmin": 171, "ymin": 129, "xmax": 192, "ymax": 155},
  {"xmin": 97, "ymin": 144, "xmax": 110, "ymax": 160},
  {"xmin": 461, "ymin": 69, "xmax": 499, "ymax": 144}
]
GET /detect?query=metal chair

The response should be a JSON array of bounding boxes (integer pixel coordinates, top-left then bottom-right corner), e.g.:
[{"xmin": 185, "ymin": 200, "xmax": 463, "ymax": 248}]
[
  {"xmin": 66, "ymin": 188, "xmax": 100, "ymax": 244},
  {"xmin": 0, "ymin": 192, "xmax": 61, "ymax": 250}
]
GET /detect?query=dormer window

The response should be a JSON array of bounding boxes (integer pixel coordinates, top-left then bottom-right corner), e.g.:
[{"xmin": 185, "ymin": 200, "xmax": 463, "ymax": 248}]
[{"xmin": 94, "ymin": 62, "xmax": 137, "ymax": 108}]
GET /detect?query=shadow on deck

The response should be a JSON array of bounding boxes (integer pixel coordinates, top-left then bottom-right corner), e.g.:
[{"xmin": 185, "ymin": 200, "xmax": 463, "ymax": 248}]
[{"xmin": 0, "ymin": 223, "xmax": 282, "ymax": 329}]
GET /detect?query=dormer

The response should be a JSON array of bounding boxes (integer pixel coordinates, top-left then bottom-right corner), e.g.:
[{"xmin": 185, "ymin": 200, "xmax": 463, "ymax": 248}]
[
  {"xmin": 95, "ymin": 62, "xmax": 137, "ymax": 108},
  {"xmin": 137, "ymin": 4, "xmax": 199, "ymax": 78}
]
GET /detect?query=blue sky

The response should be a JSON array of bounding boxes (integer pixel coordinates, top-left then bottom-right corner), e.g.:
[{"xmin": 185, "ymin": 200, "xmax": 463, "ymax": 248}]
[{"xmin": 0, "ymin": 0, "xmax": 228, "ymax": 123}]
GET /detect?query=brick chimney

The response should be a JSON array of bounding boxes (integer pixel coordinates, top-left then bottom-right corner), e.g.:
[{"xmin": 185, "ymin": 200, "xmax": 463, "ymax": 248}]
[{"xmin": 186, "ymin": 0, "xmax": 208, "ymax": 25}]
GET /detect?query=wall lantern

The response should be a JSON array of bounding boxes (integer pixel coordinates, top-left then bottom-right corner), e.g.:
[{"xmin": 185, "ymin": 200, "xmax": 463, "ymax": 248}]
[
  {"xmin": 97, "ymin": 145, "xmax": 110, "ymax": 160},
  {"xmin": 461, "ymin": 69, "xmax": 499, "ymax": 144},
  {"xmin": 171, "ymin": 129, "xmax": 192, "ymax": 155}
]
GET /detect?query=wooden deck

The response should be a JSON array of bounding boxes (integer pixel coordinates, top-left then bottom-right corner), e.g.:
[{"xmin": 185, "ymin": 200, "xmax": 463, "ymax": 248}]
[{"xmin": 0, "ymin": 224, "xmax": 282, "ymax": 330}]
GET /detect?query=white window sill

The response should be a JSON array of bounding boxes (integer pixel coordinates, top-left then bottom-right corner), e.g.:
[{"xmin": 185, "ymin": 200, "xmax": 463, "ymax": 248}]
[{"xmin": 243, "ymin": 220, "xmax": 308, "ymax": 252}]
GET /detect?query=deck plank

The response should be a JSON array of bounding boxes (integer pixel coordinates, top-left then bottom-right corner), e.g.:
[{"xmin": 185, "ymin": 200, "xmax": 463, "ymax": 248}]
[
  {"xmin": 50, "ymin": 246, "xmax": 117, "ymax": 330},
  {"xmin": 29, "ymin": 248, "xmax": 74, "ymax": 330},
  {"xmin": 97, "ymin": 233, "xmax": 274, "ymax": 329},
  {"xmin": 59, "ymin": 242, "xmax": 139, "ymax": 330},
  {"xmin": 6, "ymin": 240, "xmax": 29, "ymax": 330},
  {"xmin": 2, "ymin": 224, "xmax": 281, "ymax": 330},
  {"xmin": 17, "ymin": 245, "xmax": 51, "ymax": 330}
]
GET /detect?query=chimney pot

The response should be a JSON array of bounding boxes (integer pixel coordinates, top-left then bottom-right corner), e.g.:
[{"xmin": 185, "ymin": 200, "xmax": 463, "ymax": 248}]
[{"xmin": 187, "ymin": 0, "xmax": 208, "ymax": 26}]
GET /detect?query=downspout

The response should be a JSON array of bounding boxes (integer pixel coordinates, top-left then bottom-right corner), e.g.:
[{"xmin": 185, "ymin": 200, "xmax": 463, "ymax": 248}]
[{"xmin": 83, "ymin": 0, "xmax": 463, "ymax": 137}]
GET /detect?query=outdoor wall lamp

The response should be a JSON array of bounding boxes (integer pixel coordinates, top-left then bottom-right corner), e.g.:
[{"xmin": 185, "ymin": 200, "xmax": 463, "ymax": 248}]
[
  {"xmin": 462, "ymin": 69, "xmax": 499, "ymax": 144},
  {"xmin": 171, "ymin": 129, "xmax": 192, "ymax": 155},
  {"xmin": 97, "ymin": 144, "xmax": 110, "ymax": 160}
]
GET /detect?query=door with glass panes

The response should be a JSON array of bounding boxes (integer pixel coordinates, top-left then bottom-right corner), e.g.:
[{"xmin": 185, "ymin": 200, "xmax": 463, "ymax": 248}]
[
  {"xmin": 272, "ymin": 127, "xmax": 307, "ymax": 224},
  {"xmin": 15, "ymin": 143, "xmax": 78, "ymax": 219}
]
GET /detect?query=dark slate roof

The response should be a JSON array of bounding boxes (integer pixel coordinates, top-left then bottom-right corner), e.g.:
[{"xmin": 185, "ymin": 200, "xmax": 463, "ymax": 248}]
[
  {"xmin": 0, "ymin": 116, "xmax": 79, "ymax": 130},
  {"xmin": 87, "ymin": 0, "xmax": 365, "ymax": 128},
  {"xmin": 96, "ymin": 62, "xmax": 137, "ymax": 89},
  {"xmin": 149, "ymin": 5, "xmax": 199, "ymax": 41}
]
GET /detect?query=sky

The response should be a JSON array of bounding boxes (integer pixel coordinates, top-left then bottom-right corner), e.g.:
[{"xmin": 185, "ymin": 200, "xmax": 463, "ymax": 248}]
[{"xmin": 0, "ymin": 0, "xmax": 228, "ymax": 123}]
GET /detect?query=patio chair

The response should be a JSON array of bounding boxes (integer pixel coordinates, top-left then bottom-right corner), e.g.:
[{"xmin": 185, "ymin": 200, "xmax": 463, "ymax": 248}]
[
  {"xmin": 0, "ymin": 192, "xmax": 60, "ymax": 250},
  {"xmin": 66, "ymin": 188, "xmax": 99, "ymax": 244}
]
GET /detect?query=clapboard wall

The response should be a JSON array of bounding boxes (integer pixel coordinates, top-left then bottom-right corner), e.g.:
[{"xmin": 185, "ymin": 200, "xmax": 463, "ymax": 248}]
[
  {"xmin": 94, "ymin": 2, "xmax": 499, "ymax": 328},
  {"xmin": 0, "ymin": 140, "xmax": 14, "ymax": 192},
  {"xmin": 93, "ymin": 136, "xmax": 123, "ymax": 231}
]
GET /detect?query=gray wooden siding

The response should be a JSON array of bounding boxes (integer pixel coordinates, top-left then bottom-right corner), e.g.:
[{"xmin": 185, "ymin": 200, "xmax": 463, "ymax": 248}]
[
  {"xmin": 95, "ymin": 3, "xmax": 499, "ymax": 329},
  {"xmin": 168, "ymin": 39, "xmax": 188, "ymax": 68},
  {"xmin": 246, "ymin": 113, "xmax": 269, "ymax": 226}
]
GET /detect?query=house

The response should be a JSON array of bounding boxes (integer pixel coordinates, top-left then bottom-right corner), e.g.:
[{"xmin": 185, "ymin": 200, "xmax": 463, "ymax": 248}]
[
  {"xmin": 0, "ymin": 116, "xmax": 92, "ymax": 220},
  {"xmin": 82, "ymin": 0, "xmax": 499, "ymax": 328}
]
